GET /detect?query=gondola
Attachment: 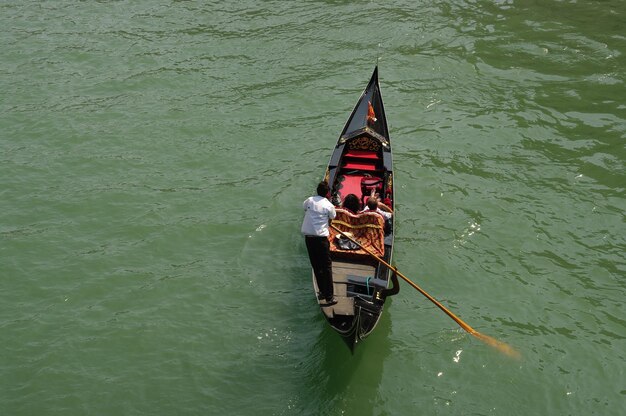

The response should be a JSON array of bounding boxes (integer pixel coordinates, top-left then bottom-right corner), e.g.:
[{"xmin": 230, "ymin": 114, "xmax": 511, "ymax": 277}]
[{"xmin": 312, "ymin": 66, "xmax": 398, "ymax": 351}]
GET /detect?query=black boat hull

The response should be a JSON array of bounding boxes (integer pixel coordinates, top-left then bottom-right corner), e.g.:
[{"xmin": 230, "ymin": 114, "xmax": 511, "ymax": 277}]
[{"xmin": 312, "ymin": 67, "xmax": 395, "ymax": 351}]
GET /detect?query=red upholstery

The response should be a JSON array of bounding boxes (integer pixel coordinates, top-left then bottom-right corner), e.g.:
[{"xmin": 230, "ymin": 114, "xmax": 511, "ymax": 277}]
[
  {"xmin": 360, "ymin": 177, "xmax": 383, "ymax": 204},
  {"xmin": 344, "ymin": 150, "xmax": 379, "ymax": 160},
  {"xmin": 343, "ymin": 161, "xmax": 378, "ymax": 171},
  {"xmin": 336, "ymin": 175, "xmax": 365, "ymax": 202},
  {"xmin": 329, "ymin": 209, "xmax": 385, "ymax": 260}
]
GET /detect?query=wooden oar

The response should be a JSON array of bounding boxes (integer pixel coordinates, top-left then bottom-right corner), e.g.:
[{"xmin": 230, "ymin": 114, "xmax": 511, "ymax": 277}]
[{"xmin": 330, "ymin": 224, "xmax": 521, "ymax": 359}]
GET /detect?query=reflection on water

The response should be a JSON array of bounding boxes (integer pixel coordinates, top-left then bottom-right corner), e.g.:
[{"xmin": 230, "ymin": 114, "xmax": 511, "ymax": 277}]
[{"xmin": 298, "ymin": 304, "xmax": 393, "ymax": 416}]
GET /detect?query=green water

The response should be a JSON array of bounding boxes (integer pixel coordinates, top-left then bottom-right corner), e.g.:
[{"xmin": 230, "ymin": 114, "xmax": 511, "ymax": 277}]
[{"xmin": 1, "ymin": 1, "xmax": 624, "ymax": 415}]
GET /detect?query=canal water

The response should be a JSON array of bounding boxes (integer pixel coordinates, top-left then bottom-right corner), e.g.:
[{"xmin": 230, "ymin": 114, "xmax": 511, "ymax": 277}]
[{"xmin": 1, "ymin": 1, "xmax": 624, "ymax": 415}]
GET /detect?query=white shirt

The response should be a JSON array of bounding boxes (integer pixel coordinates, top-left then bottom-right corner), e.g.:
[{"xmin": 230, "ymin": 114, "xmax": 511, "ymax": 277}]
[
  {"xmin": 361, "ymin": 206, "xmax": 392, "ymax": 220},
  {"xmin": 301, "ymin": 196, "xmax": 336, "ymax": 237}
]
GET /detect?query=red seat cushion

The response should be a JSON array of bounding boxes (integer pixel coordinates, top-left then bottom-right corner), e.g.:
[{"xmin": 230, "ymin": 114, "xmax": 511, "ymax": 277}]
[
  {"xmin": 344, "ymin": 150, "xmax": 379, "ymax": 160},
  {"xmin": 343, "ymin": 161, "xmax": 378, "ymax": 171},
  {"xmin": 336, "ymin": 175, "xmax": 365, "ymax": 201}
]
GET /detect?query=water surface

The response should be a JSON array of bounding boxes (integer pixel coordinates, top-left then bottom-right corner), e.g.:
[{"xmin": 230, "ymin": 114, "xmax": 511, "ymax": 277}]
[{"xmin": 1, "ymin": 1, "xmax": 624, "ymax": 415}]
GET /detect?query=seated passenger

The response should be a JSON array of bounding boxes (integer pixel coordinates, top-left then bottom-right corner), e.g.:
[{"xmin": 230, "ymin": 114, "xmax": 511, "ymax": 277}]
[
  {"xmin": 360, "ymin": 193, "xmax": 392, "ymax": 220},
  {"xmin": 341, "ymin": 193, "xmax": 361, "ymax": 214}
]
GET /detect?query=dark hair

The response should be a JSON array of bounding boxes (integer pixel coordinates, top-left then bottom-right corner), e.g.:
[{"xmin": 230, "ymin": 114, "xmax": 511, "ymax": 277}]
[
  {"xmin": 316, "ymin": 181, "xmax": 330, "ymax": 197},
  {"xmin": 342, "ymin": 193, "xmax": 360, "ymax": 213},
  {"xmin": 366, "ymin": 197, "xmax": 378, "ymax": 211}
]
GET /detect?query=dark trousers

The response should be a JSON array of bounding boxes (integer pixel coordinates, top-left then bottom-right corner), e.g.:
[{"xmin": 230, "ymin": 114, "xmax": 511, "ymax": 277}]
[{"xmin": 305, "ymin": 236, "xmax": 334, "ymax": 300}]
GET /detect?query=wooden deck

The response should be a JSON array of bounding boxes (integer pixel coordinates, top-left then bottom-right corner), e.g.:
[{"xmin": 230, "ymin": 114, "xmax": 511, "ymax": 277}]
[{"xmin": 319, "ymin": 261, "xmax": 376, "ymax": 318}]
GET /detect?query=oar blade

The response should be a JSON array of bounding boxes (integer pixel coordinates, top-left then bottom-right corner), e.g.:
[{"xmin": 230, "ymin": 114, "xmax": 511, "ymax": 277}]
[{"xmin": 473, "ymin": 332, "xmax": 521, "ymax": 359}]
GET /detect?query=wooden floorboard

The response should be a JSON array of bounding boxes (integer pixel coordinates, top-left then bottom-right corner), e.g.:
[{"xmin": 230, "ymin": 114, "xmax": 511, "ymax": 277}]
[
  {"xmin": 316, "ymin": 261, "xmax": 375, "ymax": 317},
  {"xmin": 322, "ymin": 297, "xmax": 354, "ymax": 318}
]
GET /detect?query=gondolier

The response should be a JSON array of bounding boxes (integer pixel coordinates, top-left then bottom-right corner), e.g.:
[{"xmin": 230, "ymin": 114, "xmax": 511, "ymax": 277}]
[{"xmin": 302, "ymin": 181, "xmax": 337, "ymax": 306}]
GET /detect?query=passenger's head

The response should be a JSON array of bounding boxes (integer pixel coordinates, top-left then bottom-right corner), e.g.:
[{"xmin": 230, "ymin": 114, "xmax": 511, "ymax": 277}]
[
  {"xmin": 342, "ymin": 194, "xmax": 360, "ymax": 213},
  {"xmin": 316, "ymin": 181, "xmax": 330, "ymax": 197},
  {"xmin": 366, "ymin": 196, "xmax": 378, "ymax": 211}
]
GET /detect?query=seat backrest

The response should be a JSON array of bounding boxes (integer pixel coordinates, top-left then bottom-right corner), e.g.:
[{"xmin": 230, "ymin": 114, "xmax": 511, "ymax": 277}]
[
  {"xmin": 360, "ymin": 176, "xmax": 383, "ymax": 206},
  {"xmin": 329, "ymin": 209, "xmax": 385, "ymax": 259}
]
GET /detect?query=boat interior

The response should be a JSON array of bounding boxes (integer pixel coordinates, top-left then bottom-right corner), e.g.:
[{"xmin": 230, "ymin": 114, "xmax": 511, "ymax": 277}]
[
  {"xmin": 333, "ymin": 136, "xmax": 390, "ymax": 211},
  {"xmin": 329, "ymin": 133, "xmax": 393, "ymax": 243},
  {"xmin": 316, "ymin": 132, "xmax": 394, "ymax": 322}
]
